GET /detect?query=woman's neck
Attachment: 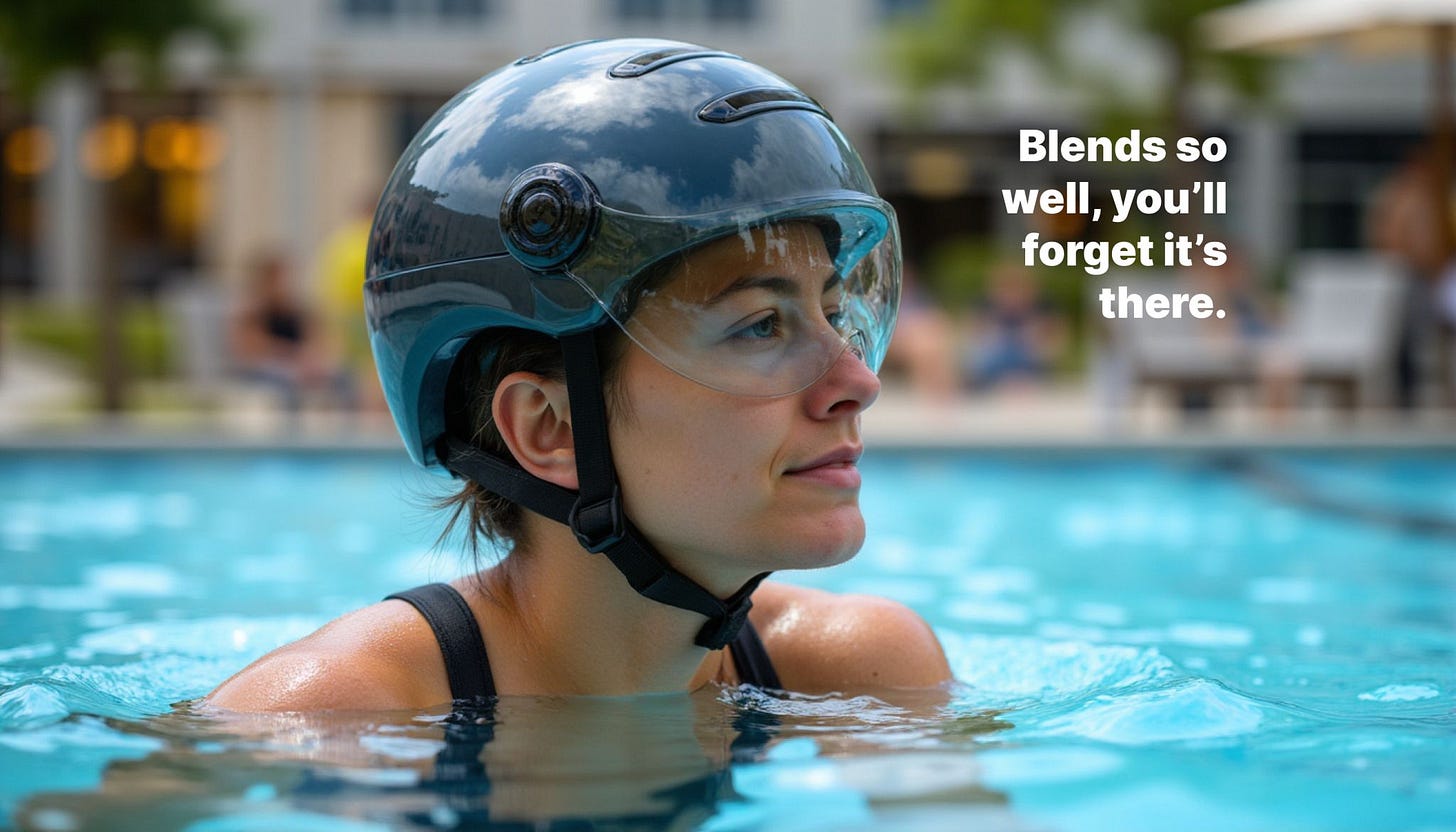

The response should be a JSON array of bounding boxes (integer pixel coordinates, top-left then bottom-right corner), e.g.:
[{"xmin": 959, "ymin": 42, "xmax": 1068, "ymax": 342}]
[{"xmin": 468, "ymin": 522, "xmax": 740, "ymax": 696}]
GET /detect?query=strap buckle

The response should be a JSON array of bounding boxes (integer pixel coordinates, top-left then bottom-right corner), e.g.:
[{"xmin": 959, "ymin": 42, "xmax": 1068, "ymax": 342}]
[
  {"xmin": 694, "ymin": 596, "xmax": 753, "ymax": 650},
  {"xmin": 569, "ymin": 486, "xmax": 624, "ymax": 553}
]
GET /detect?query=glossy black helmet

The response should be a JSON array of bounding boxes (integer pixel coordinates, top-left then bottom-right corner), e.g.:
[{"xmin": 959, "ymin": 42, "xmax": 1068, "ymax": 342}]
[{"xmin": 366, "ymin": 38, "xmax": 900, "ymax": 471}]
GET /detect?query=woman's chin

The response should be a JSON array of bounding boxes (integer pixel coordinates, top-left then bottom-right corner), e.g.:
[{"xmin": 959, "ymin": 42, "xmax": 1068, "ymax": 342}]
[{"xmin": 774, "ymin": 516, "xmax": 865, "ymax": 571}]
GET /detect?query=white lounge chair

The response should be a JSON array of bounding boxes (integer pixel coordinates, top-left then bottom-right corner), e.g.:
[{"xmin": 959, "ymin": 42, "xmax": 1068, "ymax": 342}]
[
  {"xmin": 1094, "ymin": 254, "xmax": 1407, "ymax": 415},
  {"xmin": 1275, "ymin": 252, "xmax": 1407, "ymax": 408}
]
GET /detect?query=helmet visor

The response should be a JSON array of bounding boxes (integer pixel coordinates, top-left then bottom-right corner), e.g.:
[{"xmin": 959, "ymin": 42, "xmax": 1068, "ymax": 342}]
[{"xmin": 566, "ymin": 199, "xmax": 900, "ymax": 398}]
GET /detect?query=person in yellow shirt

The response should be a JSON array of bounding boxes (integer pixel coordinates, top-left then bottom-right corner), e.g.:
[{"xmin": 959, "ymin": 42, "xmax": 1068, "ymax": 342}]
[{"xmin": 317, "ymin": 196, "xmax": 384, "ymax": 413}]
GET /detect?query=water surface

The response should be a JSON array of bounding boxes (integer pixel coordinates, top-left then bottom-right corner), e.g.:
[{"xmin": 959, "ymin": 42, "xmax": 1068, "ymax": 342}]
[{"xmin": 1, "ymin": 448, "xmax": 1453, "ymax": 830}]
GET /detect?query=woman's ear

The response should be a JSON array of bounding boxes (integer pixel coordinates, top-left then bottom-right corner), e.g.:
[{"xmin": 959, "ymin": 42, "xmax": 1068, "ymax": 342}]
[{"xmin": 492, "ymin": 372, "xmax": 578, "ymax": 491}]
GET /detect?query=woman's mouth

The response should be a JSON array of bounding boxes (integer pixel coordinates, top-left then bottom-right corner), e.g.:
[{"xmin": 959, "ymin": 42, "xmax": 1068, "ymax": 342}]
[{"xmin": 784, "ymin": 447, "xmax": 863, "ymax": 489}]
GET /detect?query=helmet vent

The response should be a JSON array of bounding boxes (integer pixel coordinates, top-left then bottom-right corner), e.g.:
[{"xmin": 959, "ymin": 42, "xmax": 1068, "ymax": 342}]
[
  {"xmin": 516, "ymin": 39, "xmax": 602, "ymax": 65},
  {"xmin": 609, "ymin": 47, "xmax": 740, "ymax": 78},
  {"xmin": 698, "ymin": 87, "xmax": 831, "ymax": 124}
]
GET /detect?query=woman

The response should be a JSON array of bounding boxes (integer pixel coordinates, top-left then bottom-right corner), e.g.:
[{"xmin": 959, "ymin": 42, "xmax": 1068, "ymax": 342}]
[{"xmin": 208, "ymin": 38, "xmax": 951, "ymax": 711}]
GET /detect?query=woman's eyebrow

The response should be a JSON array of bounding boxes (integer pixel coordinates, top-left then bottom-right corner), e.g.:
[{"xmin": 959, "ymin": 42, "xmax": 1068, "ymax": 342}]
[{"xmin": 704, "ymin": 272, "xmax": 842, "ymax": 306}]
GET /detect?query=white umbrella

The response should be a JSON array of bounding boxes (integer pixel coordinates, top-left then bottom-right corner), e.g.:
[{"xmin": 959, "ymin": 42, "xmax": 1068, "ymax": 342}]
[
  {"xmin": 1203, "ymin": 0, "xmax": 1456, "ymax": 257},
  {"xmin": 1205, "ymin": 0, "xmax": 1456, "ymax": 53}
]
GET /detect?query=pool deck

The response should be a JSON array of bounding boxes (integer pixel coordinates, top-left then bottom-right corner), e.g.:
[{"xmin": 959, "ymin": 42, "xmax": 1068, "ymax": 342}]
[{"xmin": 2, "ymin": 339, "xmax": 1454, "ymax": 450}]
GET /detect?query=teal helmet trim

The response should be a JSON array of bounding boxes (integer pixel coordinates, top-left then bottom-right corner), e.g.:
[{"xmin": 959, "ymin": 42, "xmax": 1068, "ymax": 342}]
[{"xmin": 364, "ymin": 38, "xmax": 900, "ymax": 650}]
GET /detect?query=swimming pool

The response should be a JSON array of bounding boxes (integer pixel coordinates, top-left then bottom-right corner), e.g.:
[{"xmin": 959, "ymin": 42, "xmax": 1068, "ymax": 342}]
[{"xmin": 1, "ymin": 446, "xmax": 1453, "ymax": 830}]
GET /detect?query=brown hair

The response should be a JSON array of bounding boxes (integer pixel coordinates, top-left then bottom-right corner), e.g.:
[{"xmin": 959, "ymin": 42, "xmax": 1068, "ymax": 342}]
[{"xmin": 434, "ymin": 325, "xmax": 629, "ymax": 569}]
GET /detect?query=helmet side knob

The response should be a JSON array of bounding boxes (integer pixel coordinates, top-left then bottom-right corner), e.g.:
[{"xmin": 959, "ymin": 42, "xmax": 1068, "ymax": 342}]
[{"xmin": 500, "ymin": 163, "xmax": 599, "ymax": 271}]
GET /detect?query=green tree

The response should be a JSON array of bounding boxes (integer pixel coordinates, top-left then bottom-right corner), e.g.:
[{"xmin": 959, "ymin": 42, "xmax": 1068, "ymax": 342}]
[
  {"xmin": 0, "ymin": 0, "xmax": 245, "ymax": 411},
  {"xmin": 889, "ymin": 0, "xmax": 1274, "ymax": 137},
  {"xmin": 887, "ymin": 0, "xmax": 1278, "ymax": 343}
]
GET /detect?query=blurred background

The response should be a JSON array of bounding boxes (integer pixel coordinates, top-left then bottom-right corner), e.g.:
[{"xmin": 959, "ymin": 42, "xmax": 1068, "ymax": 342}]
[{"xmin": 2, "ymin": 0, "xmax": 1455, "ymax": 444}]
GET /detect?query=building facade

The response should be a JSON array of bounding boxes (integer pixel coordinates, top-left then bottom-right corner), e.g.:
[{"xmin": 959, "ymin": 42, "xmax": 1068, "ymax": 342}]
[{"xmin": 1, "ymin": 0, "xmax": 1438, "ymax": 304}]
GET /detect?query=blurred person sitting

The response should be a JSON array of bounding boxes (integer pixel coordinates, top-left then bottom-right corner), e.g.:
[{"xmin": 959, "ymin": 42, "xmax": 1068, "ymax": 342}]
[
  {"xmin": 1192, "ymin": 247, "xmax": 1272, "ymax": 343},
  {"xmin": 962, "ymin": 262, "xmax": 1066, "ymax": 392},
  {"xmin": 882, "ymin": 265, "xmax": 959, "ymax": 401},
  {"xmin": 1366, "ymin": 145, "xmax": 1452, "ymax": 408},
  {"xmin": 1183, "ymin": 245, "xmax": 1276, "ymax": 415},
  {"xmin": 230, "ymin": 251, "xmax": 357, "ymax": 414}
]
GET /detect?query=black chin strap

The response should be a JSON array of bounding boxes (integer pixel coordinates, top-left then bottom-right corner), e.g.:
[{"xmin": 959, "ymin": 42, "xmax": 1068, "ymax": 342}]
[{"xmin": 438, "ymin": 329, "xmax": 768, "ymax": 650}]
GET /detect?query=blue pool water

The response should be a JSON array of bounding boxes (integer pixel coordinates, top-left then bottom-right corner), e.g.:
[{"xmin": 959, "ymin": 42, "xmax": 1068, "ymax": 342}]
[{"xmin": 1, "ymin": 447, "xmax": 1453, "ymax": 830}]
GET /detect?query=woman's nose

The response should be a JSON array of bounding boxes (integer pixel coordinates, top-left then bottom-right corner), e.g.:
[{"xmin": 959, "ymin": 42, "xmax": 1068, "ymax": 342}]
[{"xmin": 804, "ymin": 338, "xmax": 881, "ymax": 420}]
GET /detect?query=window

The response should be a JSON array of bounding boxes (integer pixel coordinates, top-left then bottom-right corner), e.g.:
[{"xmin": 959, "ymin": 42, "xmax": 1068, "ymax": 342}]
[
  {"xmin": 0, "ymin": 114, "xmax": 41, "ymax": 292},
  {"xmin": 341, "ymin": 0, "xmax": 396, "ymax": 20},
  {"xmin": 615, "ymin": 0, "xmax": 755, "ymax": 23},
  {"xmin": 617, "ymin": 0, "xmax": 666, "ymax": 20},
  {"xmin": 1296, "ymin": 130, "xmax": 1424, "ymax": 250},
  {"xmin": 706, "ymin": 0, "xmax": 753, "ymax": 22},
  {"xmin": 338, "ymin": 0, "xmax": 488, "ymax": 25},
  {"xmin": 437, "ymin": 0, "xmax": 487, "ymax": 21}
]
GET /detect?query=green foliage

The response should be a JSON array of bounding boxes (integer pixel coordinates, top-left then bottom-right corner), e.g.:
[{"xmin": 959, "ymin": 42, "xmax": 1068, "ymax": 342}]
[
  {"xmin": 928, "ymin": 236, "xmax": 1088, "ymax": 310},
  {"xmin": 924, "ymin": 236, "xmax": 1000, "ymax": 307},
  {"xmin": 924, "ymin": 235, "xmax": 1090, "ymax": 370},
  {"xmin": 888, "ymin": 0, "xmax": 1089, "ymax": 92},
  {"xmin": 1123, "ymin": 0, "xmax": 1276, "ymax": 103},
  {"xmin": 0, "ymin": 0, "xmax": 247, "ymax": 98},
  {"xmin": 887, "ymin": 0, "xmax": 1277, "ymax": 127},
  {"xmin": 8, "ymin": 302, "xmax": 174, "ymax": 380}
]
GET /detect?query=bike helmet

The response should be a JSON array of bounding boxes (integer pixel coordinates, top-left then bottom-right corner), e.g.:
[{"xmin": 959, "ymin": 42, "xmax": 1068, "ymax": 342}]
[{"xmin": 366, "ymin": 38, "xmax": 901, "ymax": 649}]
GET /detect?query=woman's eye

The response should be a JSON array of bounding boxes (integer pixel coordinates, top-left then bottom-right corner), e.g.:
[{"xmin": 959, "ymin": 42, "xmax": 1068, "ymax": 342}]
[
  {"xmin": 731, "ymin": 313, "xmax": 781, "ymax": 341},
  {"xmin": 825, "ymin": 308, "xmax": 847, "ymax": 331}
]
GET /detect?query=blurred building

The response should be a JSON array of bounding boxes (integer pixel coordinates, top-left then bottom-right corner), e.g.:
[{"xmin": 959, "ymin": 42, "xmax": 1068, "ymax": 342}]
[
  {"xmin": 209, "ymin": 0, "xmax": 919, "ymax": 291},
  {"xmin": 0, "ymin": 0, "xmax": 1442, "ymax": 302}
]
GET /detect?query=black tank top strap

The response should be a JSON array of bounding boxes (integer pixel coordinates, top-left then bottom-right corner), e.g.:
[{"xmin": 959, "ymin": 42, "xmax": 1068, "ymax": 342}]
[
  {"xmin": 385, "ymin": 583, "xmax": 496, "ymax": 701},
  {"xmin": 728, "ymin": 617, "xmax": 781, "ymax": 689},
  {"xmin": 386, "ymin": 583, "xmax": 780, "ymax": 697}
]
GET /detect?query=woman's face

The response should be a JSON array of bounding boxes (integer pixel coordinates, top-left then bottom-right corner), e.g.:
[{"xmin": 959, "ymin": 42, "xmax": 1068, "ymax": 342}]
[{"xmin": 606, "ymin": 223, "xmax": 882, "ymax": 591}]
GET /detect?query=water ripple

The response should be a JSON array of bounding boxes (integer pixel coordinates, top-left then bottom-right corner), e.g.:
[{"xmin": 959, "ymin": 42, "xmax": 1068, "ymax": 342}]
[
  {"xmin": 937, "ymin": 632, "xmax": 1177, "ymax": 699},
  {"xmin": 1029, "ymin": 678, "xmax": 1266, "ymax": 745}
]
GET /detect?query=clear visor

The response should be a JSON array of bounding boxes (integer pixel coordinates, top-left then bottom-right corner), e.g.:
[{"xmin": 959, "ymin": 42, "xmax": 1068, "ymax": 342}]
[{"xmin": 565, "ymin": 198, "xmax": 900, "ymax": 398}]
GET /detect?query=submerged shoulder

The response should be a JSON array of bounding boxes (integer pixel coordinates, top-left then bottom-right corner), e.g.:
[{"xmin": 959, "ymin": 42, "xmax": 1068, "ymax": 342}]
[
  {"xmin": 205, "ymin": 598, "xmax": 448, "ymax": 713},
  {"xmin": 749, "ymin": 581, "xmax": 952, "ymax": 692}
]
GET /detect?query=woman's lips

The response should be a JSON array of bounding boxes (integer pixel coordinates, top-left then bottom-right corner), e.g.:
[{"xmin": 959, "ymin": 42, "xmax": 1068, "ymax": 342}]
[
  {"xmin": 784, "ymin": 461, "xmax": 862, "ymax": 489},
  {"xmin": 784, "ymin": 446, "xmax": 863, "ymax": 489}
]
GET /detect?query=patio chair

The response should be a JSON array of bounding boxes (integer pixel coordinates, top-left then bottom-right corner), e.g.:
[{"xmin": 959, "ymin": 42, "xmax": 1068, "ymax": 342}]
[{"xmin": 1275, "ymin": 251, "xmax": 1406, "ymax": 409}]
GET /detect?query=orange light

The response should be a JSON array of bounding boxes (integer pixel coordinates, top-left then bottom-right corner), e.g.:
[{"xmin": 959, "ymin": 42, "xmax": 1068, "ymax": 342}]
[
  {"xmin": 82, "ymin": 117, "xmax": 138, "ymax": 180},
  {"xmin": 4, "ymin": 126, "xmax": 55, "ymax": 177},
  {"xmin": 173, "ymin": 122, "xmax": 227, "ymax": 172},
  {"xmin": 144, "ymin": 119, "xmax": 228, "ymax": 172},
  {"xmin": 905, "ymin": 147, "xmax": 969, "ymax": 200},
  {"xmin": 143, "ymin": 118, "xmax": 183, "ymax": 170}
]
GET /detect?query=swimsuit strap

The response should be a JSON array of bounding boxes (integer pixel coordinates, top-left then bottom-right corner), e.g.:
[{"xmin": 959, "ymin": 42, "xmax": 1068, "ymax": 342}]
[
  {"xmin": 385, "ymin": 583, "xmax": 496, "ymax": 701},
  {"xmin": 385, "ymin": 582, "xmax": 781, "ymax": 698},
  {"xmin": 729, "ymin": 616, "xmax": 781, "ymax": 689}
]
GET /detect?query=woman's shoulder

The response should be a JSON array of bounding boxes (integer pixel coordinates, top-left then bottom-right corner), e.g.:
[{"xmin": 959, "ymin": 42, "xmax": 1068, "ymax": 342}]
[
  {"xmin": 204, "ymin": 597, "xmax": 450, "ymax": 713},
  {"xmin": 748, "ymin": 581, "xmax": 952, "ymax": 692}
]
